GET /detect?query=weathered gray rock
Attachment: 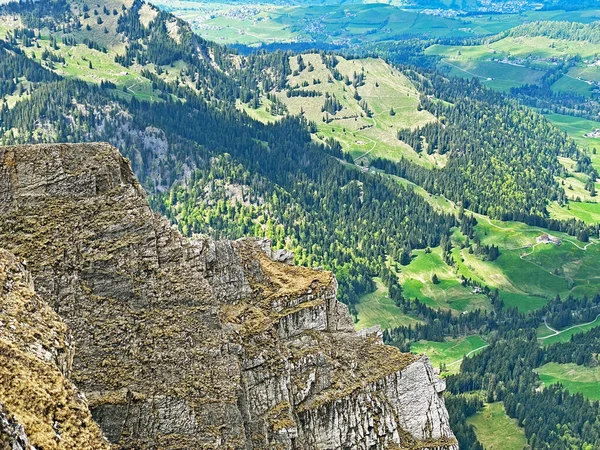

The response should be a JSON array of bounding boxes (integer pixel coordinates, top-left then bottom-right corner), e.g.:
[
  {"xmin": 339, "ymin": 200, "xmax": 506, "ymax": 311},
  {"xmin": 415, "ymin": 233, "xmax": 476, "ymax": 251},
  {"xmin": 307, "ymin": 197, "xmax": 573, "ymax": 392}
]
[
  {"xmin": 0, "ymin": 403, "xmax": 31, "ymax": 450},
  {"xmin": 0, "ymin": 143, "xmax": 458, "ymax": 450},
  {"xmin": 0, "ymin": 249, "xmax": 109, "ymax": 450}
]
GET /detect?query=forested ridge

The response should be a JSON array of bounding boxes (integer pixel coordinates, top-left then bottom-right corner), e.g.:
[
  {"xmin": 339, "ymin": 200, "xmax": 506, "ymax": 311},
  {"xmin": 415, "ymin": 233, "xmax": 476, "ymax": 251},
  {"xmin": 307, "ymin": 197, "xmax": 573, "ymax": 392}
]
[
  {"xmin": 395, "ymin": 93, "xmax": 569, "ymax": 218},
  {"xmin": 1, "ymin": 0, "xmax": 596, "ymax": 308},
  {"xmin": 371, "ymin": 73, "xmax": 598, "ymax": 238},
  {"xmin": 508, "ymin": 21, "xmax": 600, "ymax": 44}
]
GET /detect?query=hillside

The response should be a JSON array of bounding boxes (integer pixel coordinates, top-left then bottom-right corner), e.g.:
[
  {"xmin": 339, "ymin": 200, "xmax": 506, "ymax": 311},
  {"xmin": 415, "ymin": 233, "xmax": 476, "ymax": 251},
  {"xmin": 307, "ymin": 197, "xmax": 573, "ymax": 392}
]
[
  {"xmin": 2, "ymin": 0, "xmax": 600, "ymax": 332},
  {"xmin": 241, "ymin": 53, "xmax": 440, "ymax": 166},
  {"xmin": 0, "ymin": 0, "xmax": 459, "ymax": 313}
]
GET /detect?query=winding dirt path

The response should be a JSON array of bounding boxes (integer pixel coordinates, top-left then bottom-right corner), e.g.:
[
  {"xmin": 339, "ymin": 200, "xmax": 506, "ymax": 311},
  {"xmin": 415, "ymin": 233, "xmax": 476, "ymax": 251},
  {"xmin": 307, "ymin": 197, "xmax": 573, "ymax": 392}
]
[
  {"xmin": 446, "ymin": 344, "xmax": 490, "ymax": 367},
  {"xmin": 538, "ymin": 314, "xmax": 600, "ymax": 341}
]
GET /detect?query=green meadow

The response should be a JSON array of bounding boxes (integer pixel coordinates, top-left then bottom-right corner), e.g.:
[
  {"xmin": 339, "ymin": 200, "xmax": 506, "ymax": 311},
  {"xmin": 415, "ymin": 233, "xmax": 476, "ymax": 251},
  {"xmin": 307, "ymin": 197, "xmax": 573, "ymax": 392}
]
[
  {"xmin": 243, "ymin": 53, "xmax": 440, "ymax": 166},
  {"xmin": 537, "ymin": 362, "xmax": 600, "ymax": 400},
  {"xmin": 411, "ymin": 335, "xmax": 487, "ymax": 372},
  {"xmin": 548, "ymin": 201, "xmax": 600, "ymax": 226},
  {"xmin": 355, "ymin": 278, "xmax": 422, "ymax": 331},
  {"xmin": 359, "ymin": 193, "xmax": 600, "ymax": 320},
  {"xmin": 399, "ymin": 247, "xmax": 490, "ymax": 312},
  {"xmin": 438, "ymin": 58, "xmax": 546, "ymax": 91},
  {"xmin": 467, "ymin": 402, "xmax": 528, "ymax": 450},
  {"xmin": 537, "ymin": 315, "xmax": 600, "ymax": 345},
  {"xmin": 551, "ymin": 74, "xmax": 594, "ymax": 98},
  {"xmin": 426, "ymin": 34, "xmax": 600, "ymax": 93},
  {"xmin": 544, "ymin": 113, "xmax": 600, "ymax": 153}
]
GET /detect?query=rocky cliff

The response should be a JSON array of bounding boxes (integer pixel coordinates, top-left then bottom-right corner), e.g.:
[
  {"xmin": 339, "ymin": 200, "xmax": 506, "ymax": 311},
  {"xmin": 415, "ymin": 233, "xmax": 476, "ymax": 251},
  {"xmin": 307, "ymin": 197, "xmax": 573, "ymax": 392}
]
[
  {"xmin": 0, "ymin": 249, "xmax": 109, "ymax": 450},
  {"xmin": 0, "ymin": 143, "xmax": 457, "ymax": 450}
]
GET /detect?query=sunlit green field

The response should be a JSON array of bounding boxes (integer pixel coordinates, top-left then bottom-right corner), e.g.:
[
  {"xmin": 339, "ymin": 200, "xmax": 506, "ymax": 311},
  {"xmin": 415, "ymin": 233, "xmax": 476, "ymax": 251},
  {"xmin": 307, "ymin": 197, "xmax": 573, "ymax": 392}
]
[
  {"xmin": 411, "ymin": 336, "xmax": 487, "ymax": 371},
  {"xmin": 29, "ymin": 39, "xmax": 159, "ymax": 101},
  {"xmin": 243, "ymin": 54, "xmax": 440, "ymax": 166},
  {"xmin": 548, "ymin": 201, "xmax": 600, "ymax": 225},
  {"xmin": 426, "ymin": 35, "xmax": 600, "ymax": 92},
  {"xmin": 537, "ymin": 362, "xmax": 600, "ymax": 400},
  {"xmin": 0, "ymin": 1, "xmax": 166, "ymax": 103},
  {"xmin": 467, "ymin": 403, "xmax": 528, "ymax": 450},
  {"xmin": 358, "ymin": 200, "xmax": 600, "ymax": 319},
  {"xmin": 355, "ymin": 278, "xmax": 422, "ymax": 331},
  {"xmin": 544, "ymin": 113, "xmax": 600, "ymax": 153},
  {"xmin": 438, "ymin": 59, "xmax": 546, "ymax": 91},
  {"xmin": 399, "ymin": 247, "xmax": 491, "ymax": 312},
  {"xmin": 569, "ymin": 65, "xmax": 600, "ymax": 82},
  {"xmin": 440, "ymin": 216, "xmax": 600, "ymax": 313},
  {"xmin": 551, "ymin": 74, "xmax": 594, "ymax": 97}
]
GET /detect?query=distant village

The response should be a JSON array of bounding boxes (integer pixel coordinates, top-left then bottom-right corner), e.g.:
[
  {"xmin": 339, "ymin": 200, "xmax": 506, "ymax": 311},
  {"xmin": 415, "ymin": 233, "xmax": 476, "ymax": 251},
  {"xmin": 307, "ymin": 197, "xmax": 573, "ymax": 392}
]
[{"xmin": 422, "ymin": 0, "xmax": 539, "ymax": 17}]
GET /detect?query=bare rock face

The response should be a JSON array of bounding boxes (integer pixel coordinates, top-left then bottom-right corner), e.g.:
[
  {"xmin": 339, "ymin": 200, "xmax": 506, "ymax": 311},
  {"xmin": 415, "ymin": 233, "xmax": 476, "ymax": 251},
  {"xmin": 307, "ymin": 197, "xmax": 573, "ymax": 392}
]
[
  {"xmin": 0, "ymin": 249, "xmax": 109, "ymax": 450},
  {"xmin": 0, "ymin": 403, "xmax": 32, "ymax": 450},
  {"xmin": 0, "ymin": 143, "xmax": 457, "ymax": 450}
]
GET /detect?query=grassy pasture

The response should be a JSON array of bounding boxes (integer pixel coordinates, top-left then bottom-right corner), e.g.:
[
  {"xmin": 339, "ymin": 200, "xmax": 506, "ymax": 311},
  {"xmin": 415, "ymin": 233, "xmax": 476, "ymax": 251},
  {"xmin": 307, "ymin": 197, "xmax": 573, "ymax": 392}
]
[
  {"xmin": 245, "ymin": 54, "xmax": 439, "ymax": 166},
  {"xmin": 410, "ymin": 335, "xmax": 487, "ymax": 372},
  {"xmin": 537, "ymin": 362, "xmax": 600, "ymax": 400},
  {"xmin": 439, "ymin": 58, "xmax": 546, "ymax": 91},
  {"xmin": 28, "ymin": 38, "xmax": 159, "ymax": 101},
  {"xmin": 551, "ymin": 74, "xmax": 593, "ymax": 98},
  {"xmin": 452, "ymin": 217, "xmax": 600, "ymax": 311},
  {"xmin": 544, "ymin": 113, "xmax": 600, "ymax": 154},
  {"xmin": 556, "ymin": 174, "xmax": 600, "ymax": 203},
  {"xmin": 569, "ymin": 65, "xmax": 600, "ymax": 83},
  {"xmin": 355, "ymin": 278, "xmax": 422, "ymax": 331},
  {"xmin": 399, "ymin": 247, "xmax": 490, "ymax": 312},
  {"xmin": 427, "ymin": 35, "xmax": 600, "ymax": 93},
  {"xmin": 548, "ymin": 201, "xmax": 600, "ymax": 226},
  {"xmin": 0, "ymin": 0, "xmax": 173, "ymax": 103},
  {"xmin": 492, "ymin": 36, "xmax": 600, "ymax": 60},
  {"xmin": 467, "ymin": 402, "xmax": 528, "ymax": 450}
]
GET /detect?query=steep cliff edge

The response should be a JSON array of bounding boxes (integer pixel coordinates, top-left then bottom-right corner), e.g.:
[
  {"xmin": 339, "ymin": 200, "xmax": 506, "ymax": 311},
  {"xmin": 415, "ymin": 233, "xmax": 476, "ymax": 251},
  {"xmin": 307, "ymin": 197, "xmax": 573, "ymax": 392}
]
[
  {"xmin": 0, "ymin": 143, "xmax": 457, "ymax": 450},
  {"xmin": 0, "ymin": 249, "xmax": 109, "ymax": 450}
]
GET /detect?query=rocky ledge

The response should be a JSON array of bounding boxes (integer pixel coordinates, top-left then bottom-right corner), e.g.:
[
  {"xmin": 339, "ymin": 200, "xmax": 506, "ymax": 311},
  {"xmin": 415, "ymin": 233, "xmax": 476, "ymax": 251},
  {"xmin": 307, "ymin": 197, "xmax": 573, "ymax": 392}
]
[{"xmin": 0, "ymin": 143, "xmax": 457, "ymax": 449}]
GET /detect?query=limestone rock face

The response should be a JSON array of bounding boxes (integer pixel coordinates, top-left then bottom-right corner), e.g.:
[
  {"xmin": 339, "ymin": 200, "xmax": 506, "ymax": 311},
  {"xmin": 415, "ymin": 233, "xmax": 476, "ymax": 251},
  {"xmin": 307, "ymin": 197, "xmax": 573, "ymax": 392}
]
[
  {"xmin": 0, "ymin": 403, "xmax": 32, "ymax": 450},
  {"xmin": 0, "ymin": 143, "xmax": 457, "ymax": 450},
  {"xmin": 0, "ymin": 249, "xmax": 109, "ymax": 450}
]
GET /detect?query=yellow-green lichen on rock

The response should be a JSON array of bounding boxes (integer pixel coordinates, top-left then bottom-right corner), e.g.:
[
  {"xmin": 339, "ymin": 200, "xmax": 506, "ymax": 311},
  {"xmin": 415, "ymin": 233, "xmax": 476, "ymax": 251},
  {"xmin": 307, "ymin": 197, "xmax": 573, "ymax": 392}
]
[{"xmin": 0, "ymin": 249, "xmax": 109, "ymax": 450}]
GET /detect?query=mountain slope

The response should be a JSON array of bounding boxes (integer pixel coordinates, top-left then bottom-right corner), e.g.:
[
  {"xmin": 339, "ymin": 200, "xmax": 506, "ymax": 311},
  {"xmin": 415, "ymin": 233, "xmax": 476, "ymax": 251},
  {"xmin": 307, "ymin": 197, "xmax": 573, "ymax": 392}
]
[
  {"xmin": 0, "ymin": 0, "xmax": 597, "ymax": 324},
  {"xmin": 0, "ymin": 2, "xmax": 457, "ymax": 312},
  {"xmin": 241, "ymin": 52, "xmax": 439, "ymax": 166}
]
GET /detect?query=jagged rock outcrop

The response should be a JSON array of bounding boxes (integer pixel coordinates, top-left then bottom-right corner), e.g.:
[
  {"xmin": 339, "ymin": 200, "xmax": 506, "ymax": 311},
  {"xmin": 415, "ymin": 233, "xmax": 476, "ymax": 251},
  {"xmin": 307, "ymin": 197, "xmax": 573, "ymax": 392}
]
[
  {"xmin": 0, "ymin": 143, "xmax": 457, "ymax": 449},
  {"xmin": 0, "ymin": 249, "xmax": 109, "ymax": 450},
  {"xmin": 0, "ymin": 403, "xmax": 32, "ymax": 450}
]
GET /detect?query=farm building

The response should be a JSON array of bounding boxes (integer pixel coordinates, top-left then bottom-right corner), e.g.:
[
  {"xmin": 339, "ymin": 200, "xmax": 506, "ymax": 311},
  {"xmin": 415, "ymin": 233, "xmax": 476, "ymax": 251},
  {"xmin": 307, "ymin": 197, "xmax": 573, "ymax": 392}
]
[{"xmin": 537, "ymin": 233, "xmax": 561, "ymax": 245}]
